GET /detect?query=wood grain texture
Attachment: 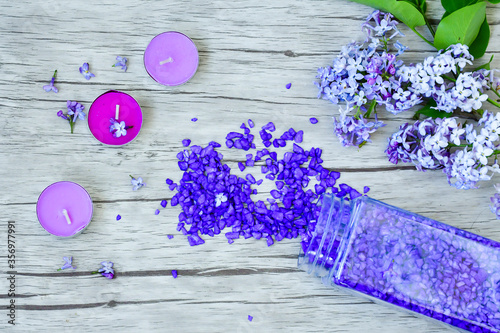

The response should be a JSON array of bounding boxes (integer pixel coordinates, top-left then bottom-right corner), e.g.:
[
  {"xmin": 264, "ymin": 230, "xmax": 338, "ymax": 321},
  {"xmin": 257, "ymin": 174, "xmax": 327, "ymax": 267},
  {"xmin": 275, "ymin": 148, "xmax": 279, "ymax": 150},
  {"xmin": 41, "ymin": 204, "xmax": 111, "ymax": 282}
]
[{"xmin": 1, "ymin": 0, "xmax": 500, "ymax": 331}]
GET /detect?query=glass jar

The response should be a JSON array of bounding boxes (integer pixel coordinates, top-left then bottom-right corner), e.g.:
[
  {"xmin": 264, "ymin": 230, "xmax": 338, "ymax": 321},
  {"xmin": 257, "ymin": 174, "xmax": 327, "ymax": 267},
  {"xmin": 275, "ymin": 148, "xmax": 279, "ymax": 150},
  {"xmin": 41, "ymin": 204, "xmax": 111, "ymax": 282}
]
[{"xmin": 299, "ymin": 194, "xmax": 500, "ymax": 332}]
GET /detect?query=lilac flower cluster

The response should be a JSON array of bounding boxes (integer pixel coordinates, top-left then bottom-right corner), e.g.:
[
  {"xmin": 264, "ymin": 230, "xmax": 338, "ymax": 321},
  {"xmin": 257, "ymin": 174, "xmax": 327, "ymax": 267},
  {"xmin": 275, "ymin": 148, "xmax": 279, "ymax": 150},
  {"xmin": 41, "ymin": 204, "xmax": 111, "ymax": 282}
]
[
  {"xmin": 315, "ymin": 11, "xmax": 411, "ymax": 146},
  {"xmin": 386, "ymin": 111, "xmax": 500, "ymax": 189},
  {"xmin": 301, "ymin": 195, "xmax": 500, "ymax": 332},
  {"xmin": 57, "ymin": 100, "xmax": 86, "ymax": 134},
  {"xmin": 165, "ymin": 120, "xmax": 364, "ymax": 246},
  {"xmin": 397, "ymin": 44, "xmax": 489, "ymax": 113},
  {"xmin": 333, "ymin": 114, "xmax": 385, "ymax": 147},
  {"xmin": 316, "ymin": 10, "xmax": 496, "ymax": 149}
]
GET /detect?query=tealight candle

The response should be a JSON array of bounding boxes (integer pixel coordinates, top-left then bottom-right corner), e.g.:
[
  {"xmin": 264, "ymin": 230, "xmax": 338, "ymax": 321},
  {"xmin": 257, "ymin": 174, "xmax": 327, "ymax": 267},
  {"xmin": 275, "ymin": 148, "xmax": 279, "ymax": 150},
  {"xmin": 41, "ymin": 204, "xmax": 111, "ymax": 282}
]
[
  {"xmin": 36, "ymin": 181, "xmax": 93, "ymax": 237},
  {"xmin": 144, "ymin": 31, "xmax": 199, "ymax": 86},
  {"xmin": 88, "ymin": 90, "xmax": 143, "ymax": 146}
]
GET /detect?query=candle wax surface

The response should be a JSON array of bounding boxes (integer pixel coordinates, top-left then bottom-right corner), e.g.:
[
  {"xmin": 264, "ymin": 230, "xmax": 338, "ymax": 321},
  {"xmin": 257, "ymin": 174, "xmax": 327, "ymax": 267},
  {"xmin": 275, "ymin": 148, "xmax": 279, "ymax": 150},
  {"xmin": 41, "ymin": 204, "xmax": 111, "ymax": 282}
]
[
  {"xmin": 144, "ymin": 31, "xmax": 199, "ymax": 86},
  {"xmin": 36, "ymin": 181, "xmax": 93, "ymax": 237},
  {"xmin": 88, "ymin": 91, "xmax": 142, "ymax": 145}
]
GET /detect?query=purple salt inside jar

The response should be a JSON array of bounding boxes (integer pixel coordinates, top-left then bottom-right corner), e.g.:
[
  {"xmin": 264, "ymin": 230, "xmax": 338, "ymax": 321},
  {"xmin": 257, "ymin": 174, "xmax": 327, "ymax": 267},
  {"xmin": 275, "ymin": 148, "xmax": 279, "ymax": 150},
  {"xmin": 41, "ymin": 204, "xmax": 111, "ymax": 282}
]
[{"xmin": 299, "ymin": 194, "xmax": 500, "ymax": 332}]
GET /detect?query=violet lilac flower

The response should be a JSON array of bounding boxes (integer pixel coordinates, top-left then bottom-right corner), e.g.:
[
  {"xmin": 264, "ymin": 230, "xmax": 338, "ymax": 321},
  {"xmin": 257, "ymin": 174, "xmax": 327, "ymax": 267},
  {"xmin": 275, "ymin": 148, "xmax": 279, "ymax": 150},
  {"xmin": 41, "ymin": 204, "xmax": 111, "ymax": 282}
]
[
  {"xmin": 130, "ymin": 175, "xmax": 145, "ymax": 191},
  {"xmin": 57, "ymin": 101, "xmax": 85, "ymax": 134},
  {"xmin": 79, "ymin": 62, "xmax": 95, "ymax": 80},
  {"xmin": 43, "ymin": 70, "xmax": 58, "ymax": 93},
  {"xmin": 92, "ymin": 261, "xmax": 115, "ymax": 279},
  {"xmin": 333, "ymin": 114, "xmax": 385, "ymax": 147},
  {"xmin": 112, "ymin": 56, "xmax": 128, "ymax": 72},
  {"xmin": 109, "ymin": 118, "xmax": 133, "ymax": 138},
  {"xmin": 58, "ymin": 256, "xmax": 76, "ymax": 271}
]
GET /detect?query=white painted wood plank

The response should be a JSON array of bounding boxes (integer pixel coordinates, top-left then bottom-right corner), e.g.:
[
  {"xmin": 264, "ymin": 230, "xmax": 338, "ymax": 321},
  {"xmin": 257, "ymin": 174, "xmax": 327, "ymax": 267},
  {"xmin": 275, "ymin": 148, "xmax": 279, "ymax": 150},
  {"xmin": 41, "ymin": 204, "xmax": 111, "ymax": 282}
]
[{"xmin": 1, "ymin": 0, "xmax": 500, "ymax": 332}]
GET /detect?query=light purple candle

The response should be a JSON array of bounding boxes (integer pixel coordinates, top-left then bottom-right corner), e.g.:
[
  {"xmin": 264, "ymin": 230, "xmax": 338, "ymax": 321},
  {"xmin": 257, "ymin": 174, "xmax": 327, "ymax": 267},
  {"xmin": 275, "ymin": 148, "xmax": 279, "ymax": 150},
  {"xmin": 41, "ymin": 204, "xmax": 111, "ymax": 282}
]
[
  {"xmin": 144, "ymin": 31, "xmax": 199, "ymax": 86},
  {"xmin": 88, "ymin": 90, "xmax": 143, "ymax": 146},
  {"xmin": 36, "ymin": 181, "xmax": 93, "ymax": 237}
]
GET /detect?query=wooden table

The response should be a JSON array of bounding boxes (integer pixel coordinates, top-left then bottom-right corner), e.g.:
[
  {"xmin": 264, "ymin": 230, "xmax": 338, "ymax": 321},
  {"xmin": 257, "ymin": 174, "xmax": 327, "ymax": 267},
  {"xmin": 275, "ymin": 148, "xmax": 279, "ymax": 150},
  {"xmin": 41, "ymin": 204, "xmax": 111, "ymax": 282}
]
[{"xmin": 1, "ymin": 0, "xmax": 499, "ymax": 331}]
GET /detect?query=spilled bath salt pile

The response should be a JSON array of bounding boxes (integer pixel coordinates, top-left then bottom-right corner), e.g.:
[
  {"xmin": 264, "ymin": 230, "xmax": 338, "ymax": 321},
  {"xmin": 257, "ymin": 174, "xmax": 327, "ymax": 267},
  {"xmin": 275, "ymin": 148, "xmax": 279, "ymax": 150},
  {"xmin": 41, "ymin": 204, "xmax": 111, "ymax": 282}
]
[{"xmin": 163, "ymin": 119, "xmax": 367, "ymax": 246}]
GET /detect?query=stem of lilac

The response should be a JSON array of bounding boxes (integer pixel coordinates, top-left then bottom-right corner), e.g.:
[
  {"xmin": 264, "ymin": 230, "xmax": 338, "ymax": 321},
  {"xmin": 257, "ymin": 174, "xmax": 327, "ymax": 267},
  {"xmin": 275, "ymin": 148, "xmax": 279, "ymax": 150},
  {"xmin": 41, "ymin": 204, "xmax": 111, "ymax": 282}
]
[
  {"xmin": 489, "ymin": 85, "xmax": 500, "ymax": 100},
  {"xmin": 487, "ymin": 97, "xmax": 500, "ymax": 109},
  {"xmin": 69, "ymin": 120, "xmax": 75, "ymax": 134},
  {"xmin": 410, "ymin": 27, "xmax": 434, "ymax": 48},
  {"xmin": 442, "ymin": 75, "xmax": 456, "ymax": 82},
  {"xmin": 424, "ymin": 16, "xmax": 435, "ymax": 38},
  {"xmin": 365, "ymin": 100, "xmax": 377, "ymax": 118}
]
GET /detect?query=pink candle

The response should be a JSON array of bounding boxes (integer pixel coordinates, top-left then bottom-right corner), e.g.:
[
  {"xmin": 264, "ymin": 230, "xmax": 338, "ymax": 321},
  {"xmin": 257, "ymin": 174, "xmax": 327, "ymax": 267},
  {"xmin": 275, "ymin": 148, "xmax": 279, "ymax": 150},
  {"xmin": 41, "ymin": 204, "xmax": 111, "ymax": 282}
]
[
  {"xmin": 88, "ymin": 90, "xmax": 143, "ymax": 146},
  {"xmin": 144, "ymin": 31, "xmax": 199, "ymax": 86},
  {"xmin": 36, "ymin": 181, "xmax": 93, "ymax": 237}
]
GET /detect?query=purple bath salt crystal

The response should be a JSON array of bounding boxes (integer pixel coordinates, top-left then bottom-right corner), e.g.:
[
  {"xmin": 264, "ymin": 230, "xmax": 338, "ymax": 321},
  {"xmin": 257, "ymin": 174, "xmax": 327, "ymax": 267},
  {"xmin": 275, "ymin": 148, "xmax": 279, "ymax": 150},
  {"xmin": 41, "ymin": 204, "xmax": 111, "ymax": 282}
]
[
  {"xmin": 248, "ymin": 119, "xmax": 254, "ymax": 128},
  {"xmin": 191, "ymin": 118, "xmax": 198, "ymax": 122},
  {"xmin": 262, "ymin": 122, "xmax": 276, "ymax": 132},
  {"xmin": 167, "ymin": 235, "xmax": 174, "ymax": 239},
  {"xmin": 248, "ymin": 315, "xmax": 253, "ymax": 322},
  {"xmin": 116, "ymin": 214, "xmax": 121, "ymax": 221},
  {"xmin": 285, "ymin": 83, "xmax": 292, "ymax": 89},
  {"xmin": 155, "ymin": 209, "xmax": 160, "ymax": 215},
  {"xmin": 182, "ymin": 139, "xmax": 191, "ymax": 147},
  {"xmin": 238, "ymin": 162, "xmax": 246, "ymax": 172},
  {"xmin": 294, "ymin": 130, "xmax": 303, "ymax": 143},
  {"xmin": 161, "ymin": 200, "xmax": 168, "ymax": 208},
  {"xmin": 309, "ymin": 117, "xmax": 318, "ymax": 124},
  {"xmin": 171, "ymin": 270, "xmax": 178, "ymax": 278},
  {"xmin": 299, "ymin": 194, "xmax": 500, "ymax": 333}
]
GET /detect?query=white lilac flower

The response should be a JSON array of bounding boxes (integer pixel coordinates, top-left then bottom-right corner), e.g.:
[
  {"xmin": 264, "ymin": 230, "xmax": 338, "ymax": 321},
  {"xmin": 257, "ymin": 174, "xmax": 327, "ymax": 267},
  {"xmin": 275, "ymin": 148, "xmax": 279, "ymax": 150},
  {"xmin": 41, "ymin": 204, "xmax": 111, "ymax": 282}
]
[
  {"xmin": 215, "ymin": 193, "xmax": 228, "ymax": 207},
  {"xmin": 474, "ymin": 144, "xmax": 493, "ymax": 165}
]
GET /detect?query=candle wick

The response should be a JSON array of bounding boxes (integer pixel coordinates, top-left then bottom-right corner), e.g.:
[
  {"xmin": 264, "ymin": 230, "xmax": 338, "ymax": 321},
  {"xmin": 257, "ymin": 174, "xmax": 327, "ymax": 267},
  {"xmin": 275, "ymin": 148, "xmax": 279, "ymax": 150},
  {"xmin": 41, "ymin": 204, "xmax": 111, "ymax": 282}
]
[
  {"xmin": 159, "ymin": 57, "xmax": 174, "ymax": 65},
  {"xmin": 62, "ymin": 209, "xmax": 72, "ymax": 225},
  {"xmin": 115, "ymin": 105, "xmax": 120, "ymax": 120}
]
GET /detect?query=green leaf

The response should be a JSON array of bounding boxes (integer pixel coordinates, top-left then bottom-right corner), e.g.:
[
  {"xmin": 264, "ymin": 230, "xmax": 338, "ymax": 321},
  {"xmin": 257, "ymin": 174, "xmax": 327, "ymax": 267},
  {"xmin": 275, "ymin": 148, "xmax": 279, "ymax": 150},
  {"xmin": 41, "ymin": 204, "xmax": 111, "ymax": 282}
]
[
  {"xmin": 468, "ymin": 18, "xmax": 490, "ymax": 58},
  {"xmin": 413, "ymin": 100, "xmax": 453, "ymax": 120},
  {"xmin": 474, "ymin": 54, "xmax": 494, "ymax": 71},
  {"xmin": 349, "ymin": 0, "xmax": 426, "ymax": 28},
  {"xmin": 397, "ymin": 0, "xmax": 426, "ymax": 12},
  {"xmin": 433, "ymin": 2, "xmax": 486, "ymax": 50},
  {"xmin": 441, "ymin": 0, "xmax": 478, "ymax": 13},
  {"xmin": 487, "ymin": 0, "xmax": 500, "ymax": 3}
]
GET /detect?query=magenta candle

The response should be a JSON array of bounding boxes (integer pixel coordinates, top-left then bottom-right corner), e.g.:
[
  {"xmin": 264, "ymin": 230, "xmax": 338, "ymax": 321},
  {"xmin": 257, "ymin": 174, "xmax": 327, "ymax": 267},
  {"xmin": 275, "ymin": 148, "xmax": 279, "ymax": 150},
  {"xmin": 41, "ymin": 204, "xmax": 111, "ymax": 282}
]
[
  {"xmin": 144, "ymin": 31, "xmax": 199, "ymax": 86},
  {"xmin": 36, "ymin": 181, "xmax": 93, "ymax": 237},
  {"xmin": 88, "ymin": 90, "xmax": 143, "ymax": 146}
]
